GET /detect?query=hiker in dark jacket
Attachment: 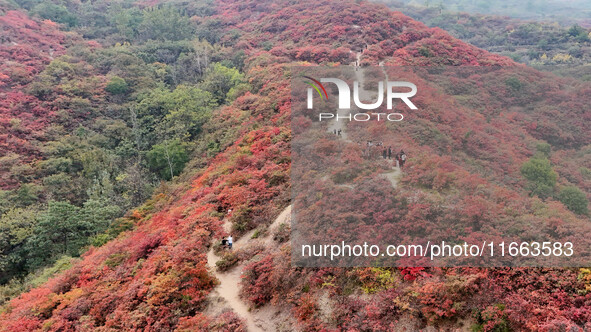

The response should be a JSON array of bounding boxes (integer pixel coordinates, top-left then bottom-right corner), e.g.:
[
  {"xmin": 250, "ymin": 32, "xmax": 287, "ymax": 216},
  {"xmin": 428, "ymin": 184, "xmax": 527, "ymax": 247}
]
[{"xmin": 388, "ymin": 146, "xmax": 392, "ymax": 159}]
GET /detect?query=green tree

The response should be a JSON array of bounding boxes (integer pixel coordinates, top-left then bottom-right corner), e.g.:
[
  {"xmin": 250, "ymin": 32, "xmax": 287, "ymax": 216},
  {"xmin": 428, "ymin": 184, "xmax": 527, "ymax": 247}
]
[
  {"xmin": 568, "ymin": 24, "xmax": 589, "ymax": 42},
  {"xmin": 160, "ymin": 86, "xmax": 216, "ymax": 140},
  {"xmin": 201, "ymin": 63, "xmax": 249, "ymax": 104},
  {"xmin": 520, "ymin": 156, "xmax": 557, "ymax": 198},
  {"xmin": 505, "ymin": 77, "xmax": 523, "ymax": 93},
  {"xmin": 42, "ymin": 173, "xmax": 75, "ymax": 202},
  {"xmin": 32, "ymin": 3, "xmax": 78, "ymax": 27},
  {"xmin": 195, "ymin": 18, "xmax": 223, "ymax": 44},
  {"xmin": 147, "ymin": 139, "xmax": 189, "ymax": 180},
  {"xmin": 170, "ymin": 40, "xmax": 213, "ymax": 84},
  {"xmin": 105, "ymin": 76, "xmax": 129, "ymax": 95},
  {"xmin": 0, "ymin": 190, "xmax": 10, "ymax": 215},
  {"xmin": 14, "ymin": 184, "xmax": 41, "ymax": 207},
  {"xmin": 0, "ymin": 208, "xmax": 38, "ymax": 283},
  {"xmin": 535, "ymin": 142, "xmax": 551, "ymax": 158},
  {"xmin": 557, "ymin": 186, "xmax": 589, "ymax": 215},
  {"xmin": 138, "ymin": 85, "xmax": 216, "ymax": 144},
  {"xmin": 83, "ymin": 171, "xmax": 121, "ymax": 228},
  {"xmin": 137, "ymin": 6, "xmax": 194, "ymax": 42},
  {"xmin": 26, "ymin": 201, "xmax": 89, "ymax": 269},
  {"xmin": 111, "ymin": 6, "xmax": 143, "ymax": 40}
]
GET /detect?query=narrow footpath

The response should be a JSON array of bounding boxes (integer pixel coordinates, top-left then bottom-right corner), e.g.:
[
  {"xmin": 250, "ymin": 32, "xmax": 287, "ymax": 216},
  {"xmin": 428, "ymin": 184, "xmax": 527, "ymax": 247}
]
[
  {"xmin": 206, "ymin": 206, "xmax": 292, "ymax": 331},
  {"xmin": 330, "ymin": 53, "xmax": 401, "ymax": 188}
]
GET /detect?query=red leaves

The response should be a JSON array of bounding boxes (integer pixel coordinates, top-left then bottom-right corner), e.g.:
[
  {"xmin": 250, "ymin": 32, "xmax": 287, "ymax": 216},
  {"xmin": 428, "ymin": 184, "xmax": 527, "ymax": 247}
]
[
  {"xmin": 0, "ymin": 10, "xmax": 67, "ymax": 87},
  {"xmin": 294, "ymin": 294, "xmax": 316, "ymax": 322},
  {"xmin": 131, "ymin": 233, "xmax": 163, "ymax": 261},
  {"xmin": 177, "ymin": 311, "xmax": 247, "ymax": 332},
  {"xmin": 416, "ymin": 272, "xmax": 481, "ymax": 323},
  {"xmin": 240, "ymin": 255, "xmax": 275, "ymax": 306},
  {"xmin": 292, "ymin": 46, "xmax": 354, "ymax": 64},
  {"xmin": 400, "ymin": 267, "xmax": 430, "ymax": 281},
  {"xmin": 0, "ymin": 10, "xmax": 76, "ymax": 188},
  {"xmin": 0, "ymin": 81, "xmax": 290, "ymax": 328}
]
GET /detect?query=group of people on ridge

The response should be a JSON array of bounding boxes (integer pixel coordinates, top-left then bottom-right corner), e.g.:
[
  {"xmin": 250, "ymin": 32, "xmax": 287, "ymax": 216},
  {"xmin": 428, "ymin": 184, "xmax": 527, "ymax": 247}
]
[
  {"xmin": 361, "ymin": 140, "xmax": 407, "ymax": 168},
  {"xmin": 330, "ymin": 120, "xmax": 408, "ymax": 168}
]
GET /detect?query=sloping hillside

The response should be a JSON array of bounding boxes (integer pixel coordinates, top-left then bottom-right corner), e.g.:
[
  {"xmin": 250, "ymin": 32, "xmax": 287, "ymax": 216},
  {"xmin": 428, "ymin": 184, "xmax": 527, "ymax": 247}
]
[
  {"xmin": 0, "ymin": 9, "xmax": 70, "ymax": 187},
  {"xmin": 1, "ymin": 0, "xmax": 590, "ymax": 331}
]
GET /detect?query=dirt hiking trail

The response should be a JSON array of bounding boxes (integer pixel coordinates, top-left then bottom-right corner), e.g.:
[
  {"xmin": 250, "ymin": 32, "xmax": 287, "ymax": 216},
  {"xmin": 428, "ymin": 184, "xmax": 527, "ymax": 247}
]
[
  {"xmin": 206, "ymin": 206, "xmax": 292, "ymax": 331},
  {"xmin": 205, "ymin": 57, "xmax": 400, "ymax": 331},
  {"xmin": 330, "ymin": 53, "xmax": 401, "ymax": 188}
]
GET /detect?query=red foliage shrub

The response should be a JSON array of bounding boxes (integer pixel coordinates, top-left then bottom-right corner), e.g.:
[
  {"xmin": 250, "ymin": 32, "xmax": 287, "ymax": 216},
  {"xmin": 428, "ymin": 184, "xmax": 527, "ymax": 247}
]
[{"xmin": 240, "ymin": 255, "xmax": 274, "ymax": 306}]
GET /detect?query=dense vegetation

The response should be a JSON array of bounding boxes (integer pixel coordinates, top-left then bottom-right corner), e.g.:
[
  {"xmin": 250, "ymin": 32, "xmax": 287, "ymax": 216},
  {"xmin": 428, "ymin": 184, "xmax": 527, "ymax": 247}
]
[
  {"xmin": 378, "ymin": 0, "xmax": 591, "ymax": 24},
  {"xmin": 0, "ymin": 0, "xmax": 247, "ymax": 300},
  {"xmin": 291, "ymin": 64, "xmax": 591, "ymax": 269},
  {"xmin": 380, "ymin": 0, "xmax": 591, "ymax": 78},
  {"xmin": 0, "ymin": 0, "xmax": 589, "ymax": 330}
]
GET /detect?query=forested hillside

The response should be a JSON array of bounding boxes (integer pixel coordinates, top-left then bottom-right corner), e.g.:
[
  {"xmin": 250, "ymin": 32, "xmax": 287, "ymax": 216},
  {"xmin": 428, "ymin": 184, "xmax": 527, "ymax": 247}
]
[
  {"xmin": 0, "ymin": 0, "xmax": 590, "ymax": 330},
  {"xmin": 0, "ymin": 0, "xmax": 247, "ymax": 300},
  {"xmin": 378, "ymin": 0, "xmax": 591, "ymax": 24},
  {"xmin": 380, "ymin": 1, "xmax": 591, "ymax": 79}
]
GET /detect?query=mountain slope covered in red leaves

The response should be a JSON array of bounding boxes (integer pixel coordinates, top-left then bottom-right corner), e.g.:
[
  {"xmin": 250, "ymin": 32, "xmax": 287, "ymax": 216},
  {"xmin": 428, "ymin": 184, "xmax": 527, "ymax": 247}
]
[
  {"xmin": 1, "ymin": 0, "xmax": 590, "ymax": 331},
  {"xmin": 0, "ymin": 9, "xmax": 70, "ymax": 187}
]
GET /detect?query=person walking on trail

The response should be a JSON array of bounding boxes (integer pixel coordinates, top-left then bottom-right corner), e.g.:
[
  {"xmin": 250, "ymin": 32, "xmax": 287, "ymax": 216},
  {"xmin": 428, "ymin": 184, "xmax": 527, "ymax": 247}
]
[
  {"xmin": 399, "ymin": 150, "xmax": 407, "ymax": 168},
  {"xmin": 395, "ymin": 151, "xmax": 400, "ymax": 168},
  {"xmin": 338, "ymin": 129, "xmax": 342, "ymax": 136},
  {"xmin": 388, "ymin": 146, "xmax": 392, "ymax": 160},
  {"xmin": 227, "ymin": 235, "xmax": 233, "ymax": 249},
  {"xmin": 382, "ymin": 148, "xmax": 387, "ymax": 159},
  {"xmin": 333, "ymin": 129, "xmax": 337, "ymax": 135}
]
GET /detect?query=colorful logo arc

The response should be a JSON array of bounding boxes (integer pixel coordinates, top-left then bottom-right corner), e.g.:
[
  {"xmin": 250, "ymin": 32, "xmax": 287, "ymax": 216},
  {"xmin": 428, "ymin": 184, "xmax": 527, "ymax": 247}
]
[{"xmin": 303, "ymin": 76, "xmax": 328, "ymax": 100}]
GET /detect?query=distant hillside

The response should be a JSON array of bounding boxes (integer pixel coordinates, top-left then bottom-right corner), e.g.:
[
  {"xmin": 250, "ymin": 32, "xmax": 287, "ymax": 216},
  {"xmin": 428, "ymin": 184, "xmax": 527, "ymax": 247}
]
[
  {"xmin": 378, "ymin": 0, "xmax": 591, "ymax": 26},
  {"xmin": 379, "ymin": 1, "xmax": 591, "ymax": 80}
]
